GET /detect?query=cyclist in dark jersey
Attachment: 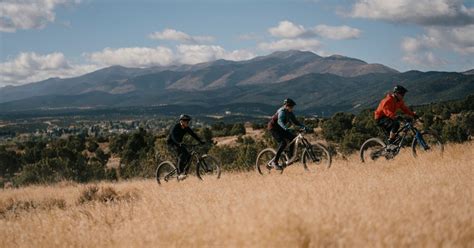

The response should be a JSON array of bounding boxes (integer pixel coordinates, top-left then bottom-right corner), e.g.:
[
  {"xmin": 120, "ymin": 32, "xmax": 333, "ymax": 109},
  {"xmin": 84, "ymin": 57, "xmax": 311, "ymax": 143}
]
[
  {"xmin": 167, "ymin": 114, "xmax": 204, "ymax": 179},
  {"xmin": 267, "ymin": 98, "xmax": 308, "ymax": 170}
]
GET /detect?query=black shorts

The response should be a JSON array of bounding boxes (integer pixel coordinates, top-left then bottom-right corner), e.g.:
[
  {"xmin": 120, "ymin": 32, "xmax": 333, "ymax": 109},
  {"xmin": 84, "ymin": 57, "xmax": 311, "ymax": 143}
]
[
  {"xmin": 376, "ymin": 117, "xmax": 400, "ymax": 135},
  {"xmin": 270, "ymin": 126, "xmax": 296, "ymax": 143}
]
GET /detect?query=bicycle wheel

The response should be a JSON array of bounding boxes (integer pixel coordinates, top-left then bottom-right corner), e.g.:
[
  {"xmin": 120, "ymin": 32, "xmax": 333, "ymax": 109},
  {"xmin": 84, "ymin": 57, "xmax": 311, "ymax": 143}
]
[
  {"xmin": 255, "ymin": 148, "xmax": 287, "ymax": 175},
  {"xmin": 360, "ymin": 138, "xmax": 386, "ymax": 163},
  {"xmin": 302, "ymin": 142, "xmax": 332, "ymax": 171},
  {"xmin": 156, "ymin": 161, "xmax": 177, "ymax": 184},
  {"xmin": 411, "ymin": 130, "xmax": 444, "ymax": 158},
  {"xmin": 196, "ymin": 154, "xmax": 221, "ymax": 180}
]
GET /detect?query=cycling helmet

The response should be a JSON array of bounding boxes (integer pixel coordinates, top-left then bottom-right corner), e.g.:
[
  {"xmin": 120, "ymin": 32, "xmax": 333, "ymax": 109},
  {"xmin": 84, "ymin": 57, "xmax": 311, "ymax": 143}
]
[
  {"xmin": 393, "ymin": 85, "xmax": 408, "ymax": 95},
  {"xmin": 179, "ymin": 114, "xmax": 192, "ymax": 121},
  {"xmin": 283, "ymin": 98, "xmax": 296, "ymax": 106}
]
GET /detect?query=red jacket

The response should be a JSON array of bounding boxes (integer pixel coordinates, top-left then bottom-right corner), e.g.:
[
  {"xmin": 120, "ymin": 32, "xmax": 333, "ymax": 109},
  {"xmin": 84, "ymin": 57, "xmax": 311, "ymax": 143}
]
[{"xmin": 374, "ymin": 94, "xmax": 415, "ymax": 120}]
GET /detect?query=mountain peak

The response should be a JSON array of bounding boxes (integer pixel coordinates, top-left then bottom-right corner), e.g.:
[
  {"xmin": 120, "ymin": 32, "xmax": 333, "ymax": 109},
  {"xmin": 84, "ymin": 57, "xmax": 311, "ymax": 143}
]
[
  {"xmin": 267, "ymin": 50, "xmax": 320, "ymax": 59},
  {"xmin": 326, "ymin": 54, "xmax": 366, "ymax": 64},
  {"xmin": 463, "ymin": 69, "xmax": 474, "ymax": 75}
]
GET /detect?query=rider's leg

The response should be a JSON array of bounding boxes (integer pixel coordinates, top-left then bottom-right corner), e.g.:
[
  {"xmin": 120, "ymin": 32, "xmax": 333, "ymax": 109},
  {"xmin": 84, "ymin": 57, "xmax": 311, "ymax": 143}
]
[
  {"xmin": 388, "ymin": 120, "xmax": 400, "ymax": 143},
  {"xmin": 283, "ymin": 130, "xmax": 297, "ymax": 157},
  {"xmin": 270, "ymin": 128, "xmax": 286, "ymax": 166},
  {"xmin": 177, "ymin": 146, "xmax": 191, "ymax": 175},
  {"xmin": 377, "ymin": 117, "xmax": 399, "ymax": 144},
  {"xmin": 168, "ymin": 143, "xmax": 181, "ymax": 172}
]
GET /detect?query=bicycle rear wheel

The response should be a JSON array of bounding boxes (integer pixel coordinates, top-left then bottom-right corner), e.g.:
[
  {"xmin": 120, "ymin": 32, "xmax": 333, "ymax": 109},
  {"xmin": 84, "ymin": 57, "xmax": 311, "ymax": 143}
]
[
  {"xmin": 360, "ymin": 138, "xmax": 386, "ymax": 163},
  {"xmin": 196, "ymin": 155, "xmax": 221, "ymax": 180},
  {"xmin": 411, "ymin": 130, "xmax": 443, "ymax": 158},
  {"xmin": 255, "ymin": 148, "xmax": 287, "ymax": 175},
  {"xmin": 156, "ymin": 161, "xmax": 177, "ymax": 184},
  {"xmin": 302, "ymin": 142, "xmax": 332, "ymax": 171}
]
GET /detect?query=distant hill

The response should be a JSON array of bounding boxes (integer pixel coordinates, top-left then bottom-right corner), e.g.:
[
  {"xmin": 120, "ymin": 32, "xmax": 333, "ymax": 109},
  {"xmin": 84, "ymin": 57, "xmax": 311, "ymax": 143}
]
[
  {"xmin": 0, "ymin": 50, "xmax": 473, "ymax": 115},
  {"xmin": 463, "ymin": 69, "xmax": 474, "ymax": 75},
  {"xmin": 0, "ymin": 50, "xmax": 397, "ymax": 103}
]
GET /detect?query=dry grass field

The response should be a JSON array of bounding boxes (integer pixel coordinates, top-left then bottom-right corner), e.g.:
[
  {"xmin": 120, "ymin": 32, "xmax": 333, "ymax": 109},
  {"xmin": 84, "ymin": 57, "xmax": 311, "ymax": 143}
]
[{"xmin": 0, "ymin": 143, "xmax": 473, "ymax": 247}]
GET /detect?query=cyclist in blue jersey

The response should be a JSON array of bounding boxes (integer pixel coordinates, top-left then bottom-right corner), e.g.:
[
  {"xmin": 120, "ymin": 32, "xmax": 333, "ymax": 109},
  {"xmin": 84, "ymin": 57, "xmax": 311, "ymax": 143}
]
[{"xmin": 267, "ymin": 98, "xmax": 308, "ymax": 170}]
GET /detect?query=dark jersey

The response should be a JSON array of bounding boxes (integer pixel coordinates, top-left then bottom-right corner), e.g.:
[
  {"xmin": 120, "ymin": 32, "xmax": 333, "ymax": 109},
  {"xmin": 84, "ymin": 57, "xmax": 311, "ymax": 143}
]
[{"xmin": 167, "ymin": 123, "xmax": 202, "ymax": 145}]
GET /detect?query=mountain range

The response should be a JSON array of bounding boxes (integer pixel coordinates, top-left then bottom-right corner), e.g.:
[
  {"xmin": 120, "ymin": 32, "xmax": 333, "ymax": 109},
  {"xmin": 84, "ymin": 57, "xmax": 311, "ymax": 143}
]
[{"xmin": 1, "ymin": 50, "xmax": 473, "ymax": 116}]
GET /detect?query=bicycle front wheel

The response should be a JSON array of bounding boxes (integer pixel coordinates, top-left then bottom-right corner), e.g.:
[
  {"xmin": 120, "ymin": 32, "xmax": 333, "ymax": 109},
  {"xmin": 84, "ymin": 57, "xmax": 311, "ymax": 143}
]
[
  {"xmin": 196, "ymin": 155, "xmax": 221, "ymax": 180},
  {"xmin": 411, "ymin": 130, "xmax": 444, "ymax": 158},
  {"xmin": 360, "ymin": 138, "xmax": 386, "ymax": 163},
  {"xmin": 302, "ymin": 142, "xmax": 332, "ymax": 171},
  {"xmin": 156, "ymin": 161, "xmax": 177, "ymax": 184}
]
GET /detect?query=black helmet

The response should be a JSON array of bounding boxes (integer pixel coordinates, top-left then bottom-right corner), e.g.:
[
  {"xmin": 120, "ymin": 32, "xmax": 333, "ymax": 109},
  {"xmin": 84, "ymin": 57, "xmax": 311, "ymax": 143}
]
[
  {"xmin": 179, "ymin": 114, "xmax": 192, "ymax": 121},
  {"xmin": 283, "ymin": 98, "xmax": 296, "ymax": 106},
  {"xmin": 393, "ymin": 85, "xmax": 408, "ymax": 95}
]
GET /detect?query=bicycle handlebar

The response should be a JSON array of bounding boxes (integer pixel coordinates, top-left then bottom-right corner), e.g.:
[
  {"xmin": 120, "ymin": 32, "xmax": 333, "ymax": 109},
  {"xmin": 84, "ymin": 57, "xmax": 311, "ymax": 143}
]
[{"xmin": 399, "ymin": 116, "xmax": 423, "ymax": 124}]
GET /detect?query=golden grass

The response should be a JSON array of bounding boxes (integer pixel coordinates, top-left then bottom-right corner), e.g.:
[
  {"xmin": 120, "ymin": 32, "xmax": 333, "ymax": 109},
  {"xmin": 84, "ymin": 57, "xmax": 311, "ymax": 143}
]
[{"xmin": 0, "ymin": 143, "xmax": 473, "ymax": 247}]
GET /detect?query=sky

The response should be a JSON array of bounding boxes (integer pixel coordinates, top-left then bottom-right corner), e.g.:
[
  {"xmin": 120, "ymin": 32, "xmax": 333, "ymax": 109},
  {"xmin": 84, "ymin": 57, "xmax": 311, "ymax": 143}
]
[{"xmin": 1, "ymin": 0, "xmax": 473, "ymax": 87}]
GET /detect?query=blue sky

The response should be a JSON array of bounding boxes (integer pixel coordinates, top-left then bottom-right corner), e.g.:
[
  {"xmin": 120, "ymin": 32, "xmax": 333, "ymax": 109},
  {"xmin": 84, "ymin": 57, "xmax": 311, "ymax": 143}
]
[{"xmin": 1, "ymin": 0, "xmax": 473, "ymax": 86}]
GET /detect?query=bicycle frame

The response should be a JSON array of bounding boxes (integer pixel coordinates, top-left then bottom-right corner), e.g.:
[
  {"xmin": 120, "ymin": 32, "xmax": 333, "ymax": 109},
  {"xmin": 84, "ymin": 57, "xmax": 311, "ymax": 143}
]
[
  {"xmin": 387, "ymin": 120, "xmax": 429, "ymax": 151},
  {"xmin": 163, "ymin": 145, "xmax": 204, "ymax": 179},
  {"xmin": 282, "ymin": 131, "xmax": 312, "ymax": 166},
  {"xmin": 179, "ymin": 145, "xmax": 205, "ymax": 173}
]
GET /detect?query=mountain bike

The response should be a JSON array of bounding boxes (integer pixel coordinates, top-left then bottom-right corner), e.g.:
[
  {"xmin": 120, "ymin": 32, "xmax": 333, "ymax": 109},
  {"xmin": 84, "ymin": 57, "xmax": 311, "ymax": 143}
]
[
  {"xmin": 156, "ymin": 144, "xmax": 221, "ymax": 184},
  {"xmin": 255, "ymin": 129, "xmax": 332, "ymax": 175},
  {"xmin": 360, "ymin": 117, "xmax": 443, "ymax": 162}
]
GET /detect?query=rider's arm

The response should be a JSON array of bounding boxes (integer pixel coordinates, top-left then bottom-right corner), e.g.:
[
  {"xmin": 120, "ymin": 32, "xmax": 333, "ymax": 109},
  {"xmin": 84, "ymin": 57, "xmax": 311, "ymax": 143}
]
[
  {"xmin": 277, "ymin": 109, "xmax": 289, "ymax": 130},
  {"xmin": 187, "ymin": 127, "xmax": 203, "ymax": 143},
  {"xmin": 400, "ymin": 102, "xmax": 415, "ymax": 117},
  {"xmin": 289, "ymin": 111, "xmax": 305, "ymax": 128}
]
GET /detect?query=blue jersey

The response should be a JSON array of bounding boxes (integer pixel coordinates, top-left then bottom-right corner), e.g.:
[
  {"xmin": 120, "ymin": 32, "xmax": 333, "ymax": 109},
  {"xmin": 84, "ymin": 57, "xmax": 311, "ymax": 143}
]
[{"xmin": 268, "ymin": 107, "xmax": 304, "ymax": 130}]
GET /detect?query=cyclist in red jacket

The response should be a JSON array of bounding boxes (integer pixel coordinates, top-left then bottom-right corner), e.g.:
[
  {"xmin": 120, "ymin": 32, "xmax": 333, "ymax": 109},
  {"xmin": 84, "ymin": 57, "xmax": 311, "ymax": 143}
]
[{"xmin": 375, "ymin": 85, "xmax": 418, "ymax": 144}]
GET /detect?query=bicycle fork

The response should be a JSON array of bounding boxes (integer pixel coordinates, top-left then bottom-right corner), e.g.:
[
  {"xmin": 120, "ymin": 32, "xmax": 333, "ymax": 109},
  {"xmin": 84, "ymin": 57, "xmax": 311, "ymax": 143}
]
[{"xmin": 415, "ymin": 132, "xmax": 430, "ymax": 150}]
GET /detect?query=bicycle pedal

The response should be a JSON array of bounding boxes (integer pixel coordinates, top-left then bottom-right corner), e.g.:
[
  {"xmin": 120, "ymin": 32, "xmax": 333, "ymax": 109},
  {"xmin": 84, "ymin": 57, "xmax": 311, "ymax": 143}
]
[{"xmin": 266, "ymin": 163, "xmax": 273, "ymax": 170}]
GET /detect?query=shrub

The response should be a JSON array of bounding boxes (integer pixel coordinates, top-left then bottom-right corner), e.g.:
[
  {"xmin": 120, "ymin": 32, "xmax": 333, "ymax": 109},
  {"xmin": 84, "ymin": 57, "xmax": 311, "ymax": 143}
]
[
  {"xmin": 442, "ymin": 122, "xmax": 469, "ymax": 143},
  {"xmin": 230, "ymin": 123, "xmax": 246, "ymax": 136},
  {"xmin": 77, "ymin": 185, "xmax": 139, "ymax": 204},
  {"xmin": 0, "ymin": 198, "xmax": 66, "ymax": 219},
  {"xmin": 321, "ymin": 112, "xmax": 354, "ymax": 143}
]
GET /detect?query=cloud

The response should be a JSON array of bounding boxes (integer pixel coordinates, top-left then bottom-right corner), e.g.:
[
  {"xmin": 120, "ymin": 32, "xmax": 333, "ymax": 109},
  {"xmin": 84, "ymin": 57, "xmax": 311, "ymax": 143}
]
[
  {"xmin": 268, "ymin": 20, "xmax": 306, "ymax": 38},
  {"xmin": 400, "ymin": 24, "xmax": 474, "ymax": 68},
  {"xmin": 402, "ymin": 26, "xmax": 474, "ymax": 54},
  {"xmin": 0, "ymin": 0, "xmax": 80, "ymax": 32},
  {"xmin": 402, "ymin": 52, "xmax": 446, "ymax": 68},
  {"xmin": 176, "ymin": 45, "xmax": 255, "ymax": 64},
  {"xmin": 311, "ymin": 25, "xmax": 361, "ymax": 40},
  {"xmin": 0, "ymin": 45, "xmax": 257, "ymax": 86},
  {"xmin": 86, "ymin": 47, "xmax": 175, "ymax": 67},
  {"xmin": 86, "ymin": 45, "xmax": 255, "ymax": 67},
  {"xmin": 0, "ymin": 52, "xmax": 98, "ymax": 86},
  {"xmin": 149, "ymin": 28, "xmax": 215, "ymax": 43},
  {"xmin": 268, "ymin": 20, "xmax": 361, "ymax": 40},
  {"xmin": 401, "ymin": 35, "xmax": 440, "ymax": 53},
  {"xmin": 348, "ymin": 0, "xmax": 474, "ymax": 26},
  {"xmin": 426, "ymin": 25, "xmax": 474, "ymax": 54},
  {"xmin": 258, "ymin": 38, "xmax": 322, "ymax": 52}
]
